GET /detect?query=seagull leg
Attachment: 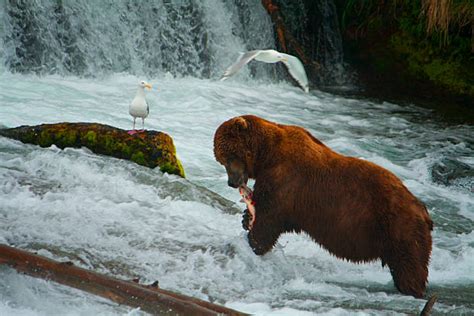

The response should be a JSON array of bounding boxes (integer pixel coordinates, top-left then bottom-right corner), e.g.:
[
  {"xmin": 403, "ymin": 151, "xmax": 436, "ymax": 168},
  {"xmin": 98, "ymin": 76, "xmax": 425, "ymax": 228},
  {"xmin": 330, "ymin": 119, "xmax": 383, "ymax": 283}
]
[
  {"xmin": 141, "ymin": 118, "xmax": 145, "ymax": 132},
  {"xmin": 128, "ymin": 118, "xmax": 137, "ymax": 135}
]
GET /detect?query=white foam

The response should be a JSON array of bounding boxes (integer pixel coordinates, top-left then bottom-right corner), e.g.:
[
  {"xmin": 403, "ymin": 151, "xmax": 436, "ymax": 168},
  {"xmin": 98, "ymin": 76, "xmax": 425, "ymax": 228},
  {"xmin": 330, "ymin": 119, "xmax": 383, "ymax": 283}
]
[{"xmin": 0, "ymin": 73, "xmax": 473, "ymax": 315}]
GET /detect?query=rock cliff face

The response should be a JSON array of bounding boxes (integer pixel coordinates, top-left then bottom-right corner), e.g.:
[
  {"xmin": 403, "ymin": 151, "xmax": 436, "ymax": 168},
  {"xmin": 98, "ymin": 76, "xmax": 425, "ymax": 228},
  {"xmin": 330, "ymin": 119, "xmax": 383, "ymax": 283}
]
[
  {"xmin": 0, "ymin": 123, "xmax": 185, "ymax": 178},
  {"xmin": 335, "ymin": 0, "xmax": 473, "ymax": 107},
  {"xmin": 274, "ymin": 0, "xmax": 472, "ymax": 115}
]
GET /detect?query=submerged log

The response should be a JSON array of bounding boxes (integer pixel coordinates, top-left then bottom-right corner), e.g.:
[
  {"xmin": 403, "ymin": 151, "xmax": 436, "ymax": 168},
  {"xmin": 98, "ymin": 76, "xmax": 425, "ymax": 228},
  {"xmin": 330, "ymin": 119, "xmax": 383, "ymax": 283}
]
[
  {"xmin": 0, "ymin": 122, "xmax": 185, "ymax": 178},
  {"xmin": 420, "ymin": 294, "xmax": 438, "ymax": 316},
  {"xmin": 0, "ymin": 244, "xmax": 246, "ymax": 316}
]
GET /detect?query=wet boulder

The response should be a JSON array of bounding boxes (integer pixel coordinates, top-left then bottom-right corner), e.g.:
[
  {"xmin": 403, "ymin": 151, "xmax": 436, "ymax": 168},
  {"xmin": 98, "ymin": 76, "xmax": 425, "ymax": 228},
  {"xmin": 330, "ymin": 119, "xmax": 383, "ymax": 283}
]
[{"xmin": 0, "ymin": 122, "xmax": 185, "ymax": 178}]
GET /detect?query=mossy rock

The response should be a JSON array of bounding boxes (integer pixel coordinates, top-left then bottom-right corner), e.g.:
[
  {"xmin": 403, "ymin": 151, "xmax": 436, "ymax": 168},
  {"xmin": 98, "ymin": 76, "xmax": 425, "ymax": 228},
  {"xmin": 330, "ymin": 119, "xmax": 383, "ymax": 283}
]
[{"xmin": 0, "ymin": 122, "xmax": 185, "ymax": 178}]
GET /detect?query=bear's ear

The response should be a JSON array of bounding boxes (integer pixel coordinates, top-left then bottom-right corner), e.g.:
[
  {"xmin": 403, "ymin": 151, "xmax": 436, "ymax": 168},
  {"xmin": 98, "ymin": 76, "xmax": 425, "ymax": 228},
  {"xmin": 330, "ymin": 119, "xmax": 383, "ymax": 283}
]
[{"xmin": 234, "ymin": 117, "xmax": 248, "ymax": 131}]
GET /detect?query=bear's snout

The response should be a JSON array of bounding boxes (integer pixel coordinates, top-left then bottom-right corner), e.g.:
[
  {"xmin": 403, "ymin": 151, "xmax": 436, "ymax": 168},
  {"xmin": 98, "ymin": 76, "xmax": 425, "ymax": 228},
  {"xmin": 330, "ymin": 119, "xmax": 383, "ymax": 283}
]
[
  {"xmin": 226, "ymin": 169, "xmax": 248, "ymax": 188},
  {"xmin": 223, "ymin": 158, "xmax": 249, "ymax": 188},
  {"xmin": 227, "ymin": 178, "xmax": 239, "ymax": 188},
  {"xmin": 225, "ymin": 165, "xmax": 248, "ymax": 188}
]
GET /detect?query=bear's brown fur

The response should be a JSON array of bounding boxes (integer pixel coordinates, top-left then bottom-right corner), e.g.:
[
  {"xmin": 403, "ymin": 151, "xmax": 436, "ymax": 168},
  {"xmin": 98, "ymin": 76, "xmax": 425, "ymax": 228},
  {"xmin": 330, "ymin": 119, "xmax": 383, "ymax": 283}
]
[{"xmin": 214, "ymin": 115, "xmax": 433, "ymax": 298}]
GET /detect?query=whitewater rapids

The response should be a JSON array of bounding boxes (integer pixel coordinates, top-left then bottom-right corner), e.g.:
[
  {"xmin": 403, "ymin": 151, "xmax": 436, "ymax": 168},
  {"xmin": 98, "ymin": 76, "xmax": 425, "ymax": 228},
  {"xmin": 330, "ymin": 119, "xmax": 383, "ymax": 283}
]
[{"xmin": 0, "ymin": 74, "xmax": 473, "ymax": 315}]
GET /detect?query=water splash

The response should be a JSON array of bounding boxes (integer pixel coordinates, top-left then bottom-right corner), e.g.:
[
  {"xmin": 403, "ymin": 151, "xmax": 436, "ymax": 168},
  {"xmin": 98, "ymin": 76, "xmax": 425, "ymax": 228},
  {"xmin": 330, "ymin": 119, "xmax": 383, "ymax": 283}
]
[{"xmin": 0, "ymin": 74, "xmax": 473, "ymax": 315}]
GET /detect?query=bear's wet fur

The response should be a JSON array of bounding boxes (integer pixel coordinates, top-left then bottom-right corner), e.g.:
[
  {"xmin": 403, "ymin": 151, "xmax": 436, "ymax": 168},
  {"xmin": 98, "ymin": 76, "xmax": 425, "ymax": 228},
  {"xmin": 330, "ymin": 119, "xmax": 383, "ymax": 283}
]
[{"xmin": 214, "ymin": 115, "xmax": 433, "ymax": 298}]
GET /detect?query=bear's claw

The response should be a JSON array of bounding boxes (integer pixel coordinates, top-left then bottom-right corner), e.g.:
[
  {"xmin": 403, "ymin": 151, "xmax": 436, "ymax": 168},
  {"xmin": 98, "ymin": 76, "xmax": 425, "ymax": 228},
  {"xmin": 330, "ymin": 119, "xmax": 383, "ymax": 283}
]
[{"xmin": 242, "ymin": 209, "xmax": 253, "ymax": 231}]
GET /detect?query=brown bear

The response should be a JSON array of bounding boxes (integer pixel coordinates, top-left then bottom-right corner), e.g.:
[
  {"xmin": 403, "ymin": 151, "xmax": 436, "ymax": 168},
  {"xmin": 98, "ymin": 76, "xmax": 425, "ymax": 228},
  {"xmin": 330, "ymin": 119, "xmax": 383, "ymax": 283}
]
[{"xmin": 214, "ymin": 115, "xmax": 433, "ymax": 298}]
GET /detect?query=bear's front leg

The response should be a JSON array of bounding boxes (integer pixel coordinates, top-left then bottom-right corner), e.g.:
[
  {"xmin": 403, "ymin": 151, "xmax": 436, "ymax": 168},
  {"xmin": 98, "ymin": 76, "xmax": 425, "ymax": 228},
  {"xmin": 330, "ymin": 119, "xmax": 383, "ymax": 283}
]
[
  {"xmin": 240, "ymin": 174, "xmax": 287, "ymax": 255},
  {"xmin": 243, "ymin": 201, "xmax": 284, "ymax": 256},
  {"xmin": 247, "ymin": 215, "xmax": 283, "ymax": 255}
]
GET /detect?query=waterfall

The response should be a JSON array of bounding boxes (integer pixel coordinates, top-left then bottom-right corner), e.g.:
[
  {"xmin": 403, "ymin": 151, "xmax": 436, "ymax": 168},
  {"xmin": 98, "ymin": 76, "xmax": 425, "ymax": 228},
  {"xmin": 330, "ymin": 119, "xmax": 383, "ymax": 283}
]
[
  {"xmin": 0, "ymin": 0, "xmax": 347, "ymax": 84},
  {"xmin": 0, "ymin": 0, "xmax": 275, "ymax": 78}
]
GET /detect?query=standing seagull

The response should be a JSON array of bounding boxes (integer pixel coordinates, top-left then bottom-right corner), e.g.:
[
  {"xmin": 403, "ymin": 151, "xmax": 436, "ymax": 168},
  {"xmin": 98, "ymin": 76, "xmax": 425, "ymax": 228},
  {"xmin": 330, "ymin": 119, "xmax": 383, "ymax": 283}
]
[
  {"xmin": 128, "ymin": 80, "xmax": 152, "ymax": 135},
  {"xmin": 220, "ymin": 49, "xmax": 309, "ymax": 93}
]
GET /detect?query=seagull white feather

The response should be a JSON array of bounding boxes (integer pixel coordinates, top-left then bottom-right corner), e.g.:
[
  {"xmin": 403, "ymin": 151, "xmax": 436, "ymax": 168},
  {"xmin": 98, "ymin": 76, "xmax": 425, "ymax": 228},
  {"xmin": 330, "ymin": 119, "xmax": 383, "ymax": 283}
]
[
  {"xmin": 129, "ymin": 80, "xmax": 152, "ymax": 132},
  {"xmin": 220, "ymin": 49, "xmax": 309, "ymax": 93}
]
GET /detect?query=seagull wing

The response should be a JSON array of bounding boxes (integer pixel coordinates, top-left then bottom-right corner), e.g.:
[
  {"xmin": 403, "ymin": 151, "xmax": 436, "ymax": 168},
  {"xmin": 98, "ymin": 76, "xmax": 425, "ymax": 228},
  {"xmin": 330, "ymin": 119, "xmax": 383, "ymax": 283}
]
[
  {"xmin": 220, "ymin": 50, "xmax": 262, "ymax": 81},
  {"xmin": 281, "ymin": 53, "xmax": 309, "ymax": 93}
]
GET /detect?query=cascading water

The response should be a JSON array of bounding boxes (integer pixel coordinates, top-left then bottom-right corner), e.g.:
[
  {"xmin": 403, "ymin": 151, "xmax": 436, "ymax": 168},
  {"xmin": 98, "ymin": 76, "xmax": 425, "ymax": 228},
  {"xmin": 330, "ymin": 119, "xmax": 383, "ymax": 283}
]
[{"xmin": 0, "ymin": 0, "xmax": 275, "ymax": 78}]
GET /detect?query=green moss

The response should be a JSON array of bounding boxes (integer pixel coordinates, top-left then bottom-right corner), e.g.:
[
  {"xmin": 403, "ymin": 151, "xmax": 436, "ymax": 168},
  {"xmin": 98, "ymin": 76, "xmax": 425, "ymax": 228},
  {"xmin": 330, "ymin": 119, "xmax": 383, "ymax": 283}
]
[
  {"xmin": 54, "ymin": 129, "xmax": 78, "ymax": 148},
  {"xmin": 121, "ymin": 144, "xmax": 132, "ymax": 157},
  {"xmin": 158, "ymin": 159, "xmax": 186, "ymax": 178},
  {"xmin": 390, "ymin": 33, "xmax": 425, "ymax": 76},
  {"xmin": 20, "ymin": 130, "xmax": 36, "ymax": 143},
  {"xmin": 84, "ymin": 131, "xmax": 97, "ymax": 145},
  {"xmin": 159, "ymin": 162, "xmax": 177, "ymax": 175},
  {"xmin": 103, "ymin": 134, "xmax": 116, "ymax": 154},
  {"xmin": 38, "ymin": 130, "xmax": 53, "ymax": 147},
  {"xmin": 65, "ymin": 130, "xmax": 78, "ymax": 145},
  {"xmin": 131, "ymin": 151, "xmax": 146, "ymax": 166},
  {"xmin": 390, "ymin": 32, "xmax": 473, "ymax": 96},
  {"xmin": 176, "ymin": 158, "xmax": 185, "ymax": 178},
  {"xmin": 424, "ymin": 59, "xmax": 472, "ymax": 95}
]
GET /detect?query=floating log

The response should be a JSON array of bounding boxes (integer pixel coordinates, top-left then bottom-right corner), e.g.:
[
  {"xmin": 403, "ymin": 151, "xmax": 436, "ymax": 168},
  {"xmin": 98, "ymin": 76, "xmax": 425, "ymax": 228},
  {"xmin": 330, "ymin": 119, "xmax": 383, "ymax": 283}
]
[
  {"xmin": 0, "ymin": 244, "xmax": 246, "ymax": 316},
  {"xmin": 0, "ymin": 122, "xmax": 185, "ymax": 178}
]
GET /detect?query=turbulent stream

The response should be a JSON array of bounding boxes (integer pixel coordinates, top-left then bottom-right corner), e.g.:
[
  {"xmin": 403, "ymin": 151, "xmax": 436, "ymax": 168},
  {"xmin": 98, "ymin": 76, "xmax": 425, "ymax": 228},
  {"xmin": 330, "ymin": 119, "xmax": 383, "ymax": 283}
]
[
  {"xmin": 0, "ymin": 74, "xmax": 473, "ymax": 315},
  {"xmin": 0, "ymin": 0, "xmax": 473, "ymax": 315}
]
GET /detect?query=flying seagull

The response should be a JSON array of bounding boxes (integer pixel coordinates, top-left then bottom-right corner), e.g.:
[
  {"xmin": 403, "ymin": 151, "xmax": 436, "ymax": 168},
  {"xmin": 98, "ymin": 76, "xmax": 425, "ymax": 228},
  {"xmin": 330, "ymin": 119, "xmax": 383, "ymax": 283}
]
[
  {"xmin": 128, "ymin": 80, "xmax": 152, "ymax": 135},
  {"xmin": 220, "ymin": 49, "xmax": 309, "ymax": 93}
]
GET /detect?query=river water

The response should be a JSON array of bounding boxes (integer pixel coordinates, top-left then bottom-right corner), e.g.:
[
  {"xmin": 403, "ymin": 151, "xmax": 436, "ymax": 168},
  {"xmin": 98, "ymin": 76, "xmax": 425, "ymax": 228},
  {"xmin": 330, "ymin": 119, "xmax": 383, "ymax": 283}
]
[{"xmin": 0, "ymin": 72, "xmax": 473, "ymax": 315}]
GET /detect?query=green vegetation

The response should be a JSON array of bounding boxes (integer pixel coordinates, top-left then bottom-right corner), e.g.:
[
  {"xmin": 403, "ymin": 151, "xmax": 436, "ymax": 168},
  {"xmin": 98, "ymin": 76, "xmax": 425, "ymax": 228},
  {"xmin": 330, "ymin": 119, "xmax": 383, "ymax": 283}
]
[
  {"xmin": 339, "ymin": 0, "xmax": 473, "ymax": 99},
  {"xmin": 131, "ymin": 151, "xmax": 146, "ymax": 166}
]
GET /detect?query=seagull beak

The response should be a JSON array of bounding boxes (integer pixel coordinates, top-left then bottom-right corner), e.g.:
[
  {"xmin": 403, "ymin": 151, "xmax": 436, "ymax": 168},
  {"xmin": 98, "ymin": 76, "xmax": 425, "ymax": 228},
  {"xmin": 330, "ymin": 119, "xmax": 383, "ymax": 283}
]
[{"xmin": 145, "ymin": 83, "xmax": 152, "ymax": 90}]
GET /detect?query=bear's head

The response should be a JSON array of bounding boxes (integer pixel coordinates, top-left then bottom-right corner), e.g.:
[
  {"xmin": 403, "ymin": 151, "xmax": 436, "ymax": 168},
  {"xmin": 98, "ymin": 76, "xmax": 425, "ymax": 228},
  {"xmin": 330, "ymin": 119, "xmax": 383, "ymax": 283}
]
[{"xmin": 214, "ymin": 116, "xmax": 256, "ymax": 188}]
